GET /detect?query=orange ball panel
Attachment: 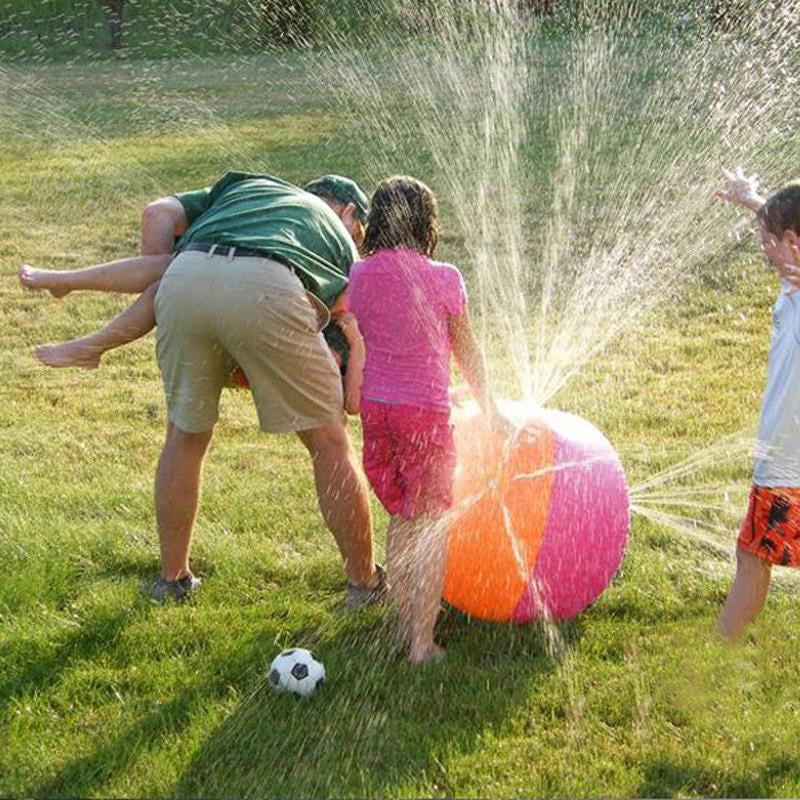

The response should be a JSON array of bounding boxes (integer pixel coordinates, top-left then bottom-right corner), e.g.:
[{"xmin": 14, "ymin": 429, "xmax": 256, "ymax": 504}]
[{"xmin": 443, "ymin": 411, "xmax": 556, "ymax": 620}]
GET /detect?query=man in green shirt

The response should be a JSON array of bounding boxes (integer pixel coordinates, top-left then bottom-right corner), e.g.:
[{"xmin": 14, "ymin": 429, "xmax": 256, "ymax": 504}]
[
  {"xmin": 147, "ymin": 172, "xmax": 383, "ymax": 605},
  {"xmin": 172, "ymin": 172, "xmax": 362, "ymax": 308}
]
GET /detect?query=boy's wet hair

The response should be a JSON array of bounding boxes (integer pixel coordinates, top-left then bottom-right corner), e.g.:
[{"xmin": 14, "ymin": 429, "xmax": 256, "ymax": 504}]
[
  {"xmin": 363, "ymin": 175, "xmax": 439, "ymax": 257},
  {"xmin": 758, "ymin": 182, "xmax": 800, "ymax": 238}
]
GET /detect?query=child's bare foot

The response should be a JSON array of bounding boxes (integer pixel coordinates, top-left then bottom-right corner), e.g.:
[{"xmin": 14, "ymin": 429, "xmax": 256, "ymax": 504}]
[
  {"xmin": 391, "ymin": 625, "xmax": 411, "ymax": 657},
  {"xmin": 35, "ymin": 341, "xmax": 102, "ymax": 369},
  {"xmin": 408, "ymin": 643, "xmax": 446, "ymax": 665},
  {"xmin": 19, "ymin": 264, "xmax": 71, "ymax": 298}
]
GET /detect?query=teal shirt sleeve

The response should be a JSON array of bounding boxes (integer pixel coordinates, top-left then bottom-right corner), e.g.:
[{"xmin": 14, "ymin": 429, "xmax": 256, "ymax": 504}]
[
  {"xmin": 173, "ymin": 187, "xmax": 212, "ymax": 225},
  {"xmin": 173, "ymin": 172, "xmax": 254, "ymax": 225}
]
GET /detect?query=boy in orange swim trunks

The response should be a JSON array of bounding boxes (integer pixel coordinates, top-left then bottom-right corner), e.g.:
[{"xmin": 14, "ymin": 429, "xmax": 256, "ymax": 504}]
[{"xmin": 715, "ymin": 170, "xmax": 800, "ymax": 640}]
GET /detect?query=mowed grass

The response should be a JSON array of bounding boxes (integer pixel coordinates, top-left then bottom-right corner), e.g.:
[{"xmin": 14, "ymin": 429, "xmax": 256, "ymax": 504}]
[{"xmin": 2, "ymin": 52, "xmax": 800, "ymax": 798}]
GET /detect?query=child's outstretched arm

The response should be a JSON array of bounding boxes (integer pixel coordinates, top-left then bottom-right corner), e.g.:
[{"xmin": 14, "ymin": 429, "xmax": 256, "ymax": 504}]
[
  {"xmin": 714, "ymin": 167, "xmax": 765, "ymax": 213},
  {"xmin": 332, "ymin": 311, "xmax": 364, "ymax": 414},
  {"xmin": 19, "ymin": 253, "xmax": 172, "ymax": 298},
  {"xmin": 714, "ymin": 168, "xmax": 800, "ymax": 290},
  {"xmin": 448, "ymin": 305, "xmax": 509, "ymax": 430}
]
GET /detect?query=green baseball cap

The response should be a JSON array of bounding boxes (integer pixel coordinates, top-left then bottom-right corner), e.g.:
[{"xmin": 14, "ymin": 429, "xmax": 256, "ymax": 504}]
[{"xmin": 305, "ymin": 175, "xmax": 369, "ymax": 222}]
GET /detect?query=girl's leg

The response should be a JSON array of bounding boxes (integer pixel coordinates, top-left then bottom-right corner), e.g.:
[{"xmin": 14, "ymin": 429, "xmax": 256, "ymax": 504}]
[
  {"xmin": 386, "ymin": 515, "xmax": 416, "ymax": 649},
  {"xmin": 19, "ymin": 254, "xmax": 172, "ymax": 298},
  {"xmin": 407, "ymin": 515, "xmax": 447, "ymax": 664},
  {"xmin": 36, "ymin": 281, "xmax": 159, "ymax": 369},
  {"xmin": 715, "ymin": 547, "xmax": 772, "ymax": 641}
]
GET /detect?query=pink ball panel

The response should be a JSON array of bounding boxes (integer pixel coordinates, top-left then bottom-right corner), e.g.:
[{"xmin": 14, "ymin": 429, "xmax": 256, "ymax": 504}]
[{"xmin": 512, "ymin": 409, "xmax": 629, "ymax": 622}]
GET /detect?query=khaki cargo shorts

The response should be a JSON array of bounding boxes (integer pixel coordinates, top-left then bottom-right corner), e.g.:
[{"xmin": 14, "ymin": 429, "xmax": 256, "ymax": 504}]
[{"xmin": 154, "ymin": 250, "xmax": 343, "ymax": 433}]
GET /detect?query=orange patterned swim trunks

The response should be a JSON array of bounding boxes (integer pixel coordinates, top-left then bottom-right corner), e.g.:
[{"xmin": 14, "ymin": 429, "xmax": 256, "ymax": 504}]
[{"xmin": 738, "ymin": 485, "xmax": 800, "ymax": 566}]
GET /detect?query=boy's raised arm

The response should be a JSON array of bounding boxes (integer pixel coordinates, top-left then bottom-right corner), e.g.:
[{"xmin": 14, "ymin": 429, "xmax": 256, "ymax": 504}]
[{"xmin": 714, "ymin": 167, "xmax": 765, "ymax": 213}]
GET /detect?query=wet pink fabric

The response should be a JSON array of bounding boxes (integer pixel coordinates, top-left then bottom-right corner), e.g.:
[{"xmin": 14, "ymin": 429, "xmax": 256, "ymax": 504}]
[
  {"xmin": 347, "ymin": 248, "xmax": 467, "ymax": 412},
  {"xmin": 361, "ymin": 400, "xmax": 456, "ymax": 519}
]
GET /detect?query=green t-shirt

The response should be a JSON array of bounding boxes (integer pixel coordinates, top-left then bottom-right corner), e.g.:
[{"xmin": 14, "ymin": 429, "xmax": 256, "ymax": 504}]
[{"xmin": 173, "ymin": 172, "xmax": 359, "ymax": 308}]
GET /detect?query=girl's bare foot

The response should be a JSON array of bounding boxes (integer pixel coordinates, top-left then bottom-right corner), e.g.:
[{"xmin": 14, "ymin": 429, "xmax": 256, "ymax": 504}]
[
  {"xmin": 408, "ymin": 642, "xmax": 446, "ymax": 665},
  {"xmin": 391, "ymin": 624, "xmax": 411, "ymax": 657},
  {"xmin": 35, "ymin": 341, "xmax": 103, "ymax": 369},
  {"xmin": 19, "ymin": 264, "xmax": 71, "ymax": 298}
]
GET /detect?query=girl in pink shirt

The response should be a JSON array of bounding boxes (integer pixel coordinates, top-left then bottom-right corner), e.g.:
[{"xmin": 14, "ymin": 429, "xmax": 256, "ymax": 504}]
[{"xmin": 347, "ymin": 175, "xmax": 506, "ymax": 664}]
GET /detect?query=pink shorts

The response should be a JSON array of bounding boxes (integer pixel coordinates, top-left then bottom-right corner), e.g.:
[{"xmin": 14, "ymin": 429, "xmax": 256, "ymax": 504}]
[{"xmin": 361, "ymin": 399, "xmax": 456, "ymax": 519}]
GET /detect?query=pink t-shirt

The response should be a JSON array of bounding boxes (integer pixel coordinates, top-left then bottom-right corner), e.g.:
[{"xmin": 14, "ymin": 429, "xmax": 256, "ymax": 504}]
[{"xmin": 347, "ymin": 247, "xmax": 468, "ymax": 412}]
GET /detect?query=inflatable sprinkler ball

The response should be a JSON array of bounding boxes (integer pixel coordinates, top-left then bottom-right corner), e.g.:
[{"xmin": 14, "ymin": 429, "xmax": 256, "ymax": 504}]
[{"xmin": 443, "ymin": 401, "xmax": 629, "ymax": 622}]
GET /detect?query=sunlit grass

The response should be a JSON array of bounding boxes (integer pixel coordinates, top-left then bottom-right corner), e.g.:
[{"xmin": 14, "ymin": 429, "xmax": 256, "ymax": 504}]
[{"xmin": 2, "ymin": 48, "xmax": 800, "ymax": 799}]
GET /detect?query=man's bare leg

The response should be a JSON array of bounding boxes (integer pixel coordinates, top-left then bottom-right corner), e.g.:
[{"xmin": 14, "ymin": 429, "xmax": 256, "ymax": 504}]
[
  {"xmin": 296, "ymin": 422, "xmax": 376, "ymax": 588},
  {"xmin": 155, "ymin": 422, "xmax": 214, "ymax": 581},
  {"xmin": 36, "ymin": 281, "xmax": 159, "ymax": 369},
  {"xmin": 19, "ymin": 254, "xmax": 171, "ymax": 298},
  {"xmin": 715, "ymin": 547, "xmax": 772, "ymax": 641}
]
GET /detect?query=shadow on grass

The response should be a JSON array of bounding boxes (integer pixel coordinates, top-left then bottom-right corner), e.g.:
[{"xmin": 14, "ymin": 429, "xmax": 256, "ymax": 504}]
[
  {"xmin": 172, "ymin": 606, "xmax": 575, "ymax": 798},
  {"xmin": 0, "ymin": 540, "xmax": 175, "ymax": 708},
  {"xmin": 638, "ymin": 754, "xmax": 800, "ymax": 798},
  {"xmin": 0, "ymin": 603, "xmax": 137, "ymax": 708},
  {"xmin": 25, "ymin": 602, "xmax": 270, "ymax": 799},
  {"xmin": 31, "ymin": 687, "xmax": 204, "ymax": 799},
  {"xmin": 15, "ymin": 554, "xmax": 577, "ymax": 798}
]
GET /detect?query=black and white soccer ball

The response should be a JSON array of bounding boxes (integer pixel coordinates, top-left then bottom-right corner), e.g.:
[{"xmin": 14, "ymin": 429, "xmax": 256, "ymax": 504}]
[{"xmin": 268, "ymin": 648, "xmax": 326, "ymax": 697}]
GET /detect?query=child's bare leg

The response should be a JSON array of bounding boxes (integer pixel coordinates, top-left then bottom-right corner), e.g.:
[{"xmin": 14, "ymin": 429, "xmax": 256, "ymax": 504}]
[
  {"xmin": 36, "ymin": 281, "xmax": 159, "ymax": 369},
  {"xmin": 19, "ymin": 254, "xmax": 171, "ymax": 298},
  {"xmin": 387, "ymin": 515, "xmax": 416, "ymax": 649},
  {"xmin": 140, "ymin": 196, "xmax": 188, "ymax": 255},
  {"xmin": 408, "ymin": 516, "xmax": 447, "ymax": 664},
  {"xmin": 715, "ymin": 547, "xmax": 772, "ymax": 641},
  {"xmin": 20, "ymin": 194, "xmax": 184, "ymax": 297}
]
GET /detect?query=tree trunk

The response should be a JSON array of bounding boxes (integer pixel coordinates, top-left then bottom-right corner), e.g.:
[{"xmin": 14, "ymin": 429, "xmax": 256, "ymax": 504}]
[
  {"xmin": 102, "ymin": 0, "xmax": 124, "ymax": 50},
  {"xmin": 260, "ymin": 0, "xmax": 314, "ymax": 48},
  {"xmin": 518, "ymin": 0, "xmax": 556, "ymax": 17}
]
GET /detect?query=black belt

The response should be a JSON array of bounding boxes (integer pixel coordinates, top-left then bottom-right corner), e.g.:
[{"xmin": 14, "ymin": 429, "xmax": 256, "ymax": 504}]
[
  {"xmin": 180, "ymin": 241, "xmax": 317, "ymax": 298},
  {"xmin": 183, "ymin": 241, "xmax": 276, "ymax": 260}
]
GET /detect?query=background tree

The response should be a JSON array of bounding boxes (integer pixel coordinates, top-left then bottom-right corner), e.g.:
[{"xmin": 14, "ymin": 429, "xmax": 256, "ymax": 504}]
[
  {"xmin": 100, "ymin": 0, "xmax": 124, "ymax": 50},
  {"xmin": 259, "ymin": 0, "xmax": 318, "ymax": 48}
]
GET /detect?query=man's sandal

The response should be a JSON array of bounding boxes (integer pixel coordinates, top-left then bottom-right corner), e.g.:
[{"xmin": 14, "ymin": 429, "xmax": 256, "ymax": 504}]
[{"xmin": 153, "ymin": 573, "xmax": 202, "ymax": 603}]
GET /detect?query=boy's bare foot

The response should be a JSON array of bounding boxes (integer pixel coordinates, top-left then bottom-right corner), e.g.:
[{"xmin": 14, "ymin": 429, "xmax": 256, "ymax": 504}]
[
  {"xmin": 35, "ymin": 341, "xmax": 103, "ymax": 369},
  {"xmin": 19, "ymin": 264, "xmax": 71, "ymax": 298},
  {"xmin": 408, "ymin": 643, "xmax": 446, "ymax": 665}
]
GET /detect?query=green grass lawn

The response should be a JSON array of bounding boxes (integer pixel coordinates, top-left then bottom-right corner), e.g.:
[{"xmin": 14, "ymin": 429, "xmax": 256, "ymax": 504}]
[{"xmin": 2, "ymin": 45, "xmax": 800, "ymax": 799}]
